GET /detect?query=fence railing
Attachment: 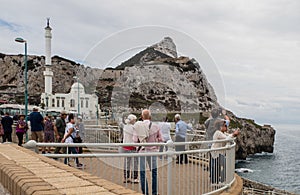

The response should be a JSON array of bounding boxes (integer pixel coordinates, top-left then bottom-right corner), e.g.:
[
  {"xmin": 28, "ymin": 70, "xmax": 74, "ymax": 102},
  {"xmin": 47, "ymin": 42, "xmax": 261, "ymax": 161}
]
[{"xmin": 25, "ymin": 138, "xmax": 236, "ymax": 195}]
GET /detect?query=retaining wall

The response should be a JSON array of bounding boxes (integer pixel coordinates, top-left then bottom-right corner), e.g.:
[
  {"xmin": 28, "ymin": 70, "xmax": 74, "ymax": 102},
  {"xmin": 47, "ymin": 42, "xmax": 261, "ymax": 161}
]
[{"xmin": 0, "ymin": 143, "xmax": 141, "ymax": 195}]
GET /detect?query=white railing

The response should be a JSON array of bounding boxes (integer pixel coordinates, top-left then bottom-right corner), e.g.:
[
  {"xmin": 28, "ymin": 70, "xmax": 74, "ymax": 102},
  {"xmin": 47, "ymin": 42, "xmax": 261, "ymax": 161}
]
[{"xmin": 25, "ymin": 138, "xmax": 236, "ymax": 195}]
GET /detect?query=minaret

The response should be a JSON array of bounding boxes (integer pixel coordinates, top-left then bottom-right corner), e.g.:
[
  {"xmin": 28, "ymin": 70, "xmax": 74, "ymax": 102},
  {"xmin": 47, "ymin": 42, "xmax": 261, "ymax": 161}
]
[{"xmin": 43, "ymin": 18, "xmax": 53, "ymax": 100}]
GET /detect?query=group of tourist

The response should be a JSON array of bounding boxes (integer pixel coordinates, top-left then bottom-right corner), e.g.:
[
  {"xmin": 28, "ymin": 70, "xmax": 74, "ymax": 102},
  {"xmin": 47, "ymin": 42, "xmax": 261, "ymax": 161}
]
[
  {"xmin": 0, "ymin": 105, "xmax": 239, "ymax": 193},
  {"xmin": 121, "ymin": 107, "xmax": 239, "ymax": 194},
  {"xmin": 0, "ymin": 107, "xmax": 84, "ymax": 168},
  {"xmin": 121, "ymin": 109, "xmax": 192, "ymax": 195}
]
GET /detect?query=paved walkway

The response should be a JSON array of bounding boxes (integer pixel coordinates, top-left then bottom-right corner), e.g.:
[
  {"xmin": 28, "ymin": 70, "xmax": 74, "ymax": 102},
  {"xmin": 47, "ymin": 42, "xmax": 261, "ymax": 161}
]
[
  {"xmin": 0, "ymin": 144, "xmax": 141, "ymax": 195},
  {"xmin": 62, "ymin": 153, "xmax": 215, "ymax": 195}
]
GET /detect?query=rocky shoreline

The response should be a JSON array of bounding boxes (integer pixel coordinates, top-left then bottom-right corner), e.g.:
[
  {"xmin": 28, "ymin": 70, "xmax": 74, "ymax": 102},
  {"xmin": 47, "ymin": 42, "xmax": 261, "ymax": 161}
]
[{"xmin": 242, "ymin": 177, "xmax": 298, "ymax": 195}]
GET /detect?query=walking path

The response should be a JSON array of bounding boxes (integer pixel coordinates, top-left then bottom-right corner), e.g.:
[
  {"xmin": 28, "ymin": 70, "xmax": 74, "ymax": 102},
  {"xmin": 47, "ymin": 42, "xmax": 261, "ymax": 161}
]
[{"xmin": 0, "ymin": 143, "xmax": 141, "ymax": 195}]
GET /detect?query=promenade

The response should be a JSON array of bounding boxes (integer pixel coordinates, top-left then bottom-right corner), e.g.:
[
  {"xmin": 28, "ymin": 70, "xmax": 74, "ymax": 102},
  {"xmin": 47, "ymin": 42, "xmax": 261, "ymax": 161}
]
[
  {"xmin": 0, "ymin": 142, "xmax": 243, "ymax": 195},
  {"xmin": 0, "ymin": 143, "xmax": 141, "ymax": 195}
]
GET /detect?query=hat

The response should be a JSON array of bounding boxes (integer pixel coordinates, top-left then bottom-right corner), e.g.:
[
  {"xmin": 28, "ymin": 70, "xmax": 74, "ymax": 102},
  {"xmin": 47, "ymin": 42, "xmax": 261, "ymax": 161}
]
[
  {"xmin": 60, "ymin": 110, "xmax": 68, "ymax": 115},
  {"xmin": 18, "ymin": 114, "xmax": 26, "ymax": 118}
]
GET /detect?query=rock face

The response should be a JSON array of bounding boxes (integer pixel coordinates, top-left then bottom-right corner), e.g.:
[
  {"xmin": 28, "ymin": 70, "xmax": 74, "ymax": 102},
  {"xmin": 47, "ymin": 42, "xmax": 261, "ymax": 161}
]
[
  {"xmin": 227, "ymin": 111, "xmax": 275, "ymax": 159},
  {"xmin": 107, "ymin": 37, "xmax": 218, "ymax": 112},
  {"xmin": 0, "ymin": 37, "xmax": 275, "ymax": 159},
  {"xmin": 0, "ymin": 54, "xmax": 102, "ymax": 104}
]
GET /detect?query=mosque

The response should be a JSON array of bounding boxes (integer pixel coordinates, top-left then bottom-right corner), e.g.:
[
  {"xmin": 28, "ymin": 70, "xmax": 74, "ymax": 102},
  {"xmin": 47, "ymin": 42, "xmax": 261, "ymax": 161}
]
[{"xmin": 40, "ymin": 19, "xmax": 98, "ymax": 119}]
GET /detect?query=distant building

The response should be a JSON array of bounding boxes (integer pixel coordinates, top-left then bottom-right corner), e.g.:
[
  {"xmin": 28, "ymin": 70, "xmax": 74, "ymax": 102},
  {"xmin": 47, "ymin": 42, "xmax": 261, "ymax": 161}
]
[
  {"xmin": 41, "ymin": 82, "xmax": 98, "ymax": 119},
  {"xmin": 40, "ymin": 19, "xmax": 98, "ymax": 119}
]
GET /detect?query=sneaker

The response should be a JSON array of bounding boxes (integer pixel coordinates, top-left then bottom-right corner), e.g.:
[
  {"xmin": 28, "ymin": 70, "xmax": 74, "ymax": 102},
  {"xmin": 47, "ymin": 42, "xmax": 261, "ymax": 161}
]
[
  {"xmin": 123, "ymin": 178, "xmax": 131, "ymax": 183},
  {"xmin": 132, "ymin": 179, "xmax": 139, "ymax": 184},
  {"xmin": 76, "ymin": 163, "xmax": 84, "ymax": 168}
]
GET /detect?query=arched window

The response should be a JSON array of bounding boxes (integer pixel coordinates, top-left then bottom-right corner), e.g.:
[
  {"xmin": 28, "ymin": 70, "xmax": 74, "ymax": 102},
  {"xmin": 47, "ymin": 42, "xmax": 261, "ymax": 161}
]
[
  {"xmin": 70, "ymin": 99, "xmax": 75, "ymax": 107},
  {"xmin": 52, "ymin": 98, "xmax": 55, "ymax": 107},
  {"xmin": 86, "ymin": 99, "xmax": 89, "ymax": 108},
  {"xmin": 61, "ymin": 99, "xmax": 65, "ymax": 108}
]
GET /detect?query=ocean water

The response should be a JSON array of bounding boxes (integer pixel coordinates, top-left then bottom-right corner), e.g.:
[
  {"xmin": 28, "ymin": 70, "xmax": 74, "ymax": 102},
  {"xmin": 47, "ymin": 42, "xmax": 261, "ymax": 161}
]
[{"xmin": 236, "ymin": 124, "xmax": 300, "ymax": 194}]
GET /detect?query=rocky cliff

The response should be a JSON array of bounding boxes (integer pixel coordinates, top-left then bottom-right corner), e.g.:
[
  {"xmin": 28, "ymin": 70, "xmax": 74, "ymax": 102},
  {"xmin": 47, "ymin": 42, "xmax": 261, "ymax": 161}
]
[
  {"xmin": 226, "ymin": 111, "xmax": 275, "ymax": 159},
  {"xmin": 0, "ymin": 54, "xmax": 102, "ymax": 105},
  {"xmin": 0, "ymin": 37, "xmax": 275, "ymax": 159}
]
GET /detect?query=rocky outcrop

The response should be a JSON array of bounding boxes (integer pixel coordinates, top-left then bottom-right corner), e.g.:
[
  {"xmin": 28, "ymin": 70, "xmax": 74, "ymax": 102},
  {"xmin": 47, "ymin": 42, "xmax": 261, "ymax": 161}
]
[
  {"xmin": 101, "ymin": 37, "xmax": 218, "ymax": 113},
  {"xmin": 226, "ymin": 111, "xmax": 275, "ymax": 159},
  {"xmin": 0, "ymin": 54, "xmax": 102, "ymax": 105},
  {"xmin": 242, "ymin": 177, "xmax": 296, "ymax": 195}
]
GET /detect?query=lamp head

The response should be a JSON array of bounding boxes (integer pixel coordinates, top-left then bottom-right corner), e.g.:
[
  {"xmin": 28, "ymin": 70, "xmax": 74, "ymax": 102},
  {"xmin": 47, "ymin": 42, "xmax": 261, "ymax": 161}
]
[{"xmin": 15, "ymin": 37, "xmax": 26, "ymax": 43}]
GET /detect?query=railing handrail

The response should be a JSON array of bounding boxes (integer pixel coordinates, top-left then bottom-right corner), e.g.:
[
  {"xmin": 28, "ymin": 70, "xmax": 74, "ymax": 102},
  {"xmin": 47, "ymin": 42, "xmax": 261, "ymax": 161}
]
[
  {"xmin": 34, "ymin": 138, "xmax": 234, "ymax": 148},
  {"xmin": 26, "ymin": 134, "xmax": 236, "ymax": 195}
]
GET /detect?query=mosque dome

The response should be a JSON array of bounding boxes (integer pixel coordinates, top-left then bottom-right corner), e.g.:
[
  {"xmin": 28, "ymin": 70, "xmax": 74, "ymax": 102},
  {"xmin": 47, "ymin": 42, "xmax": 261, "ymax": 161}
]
[{"xmin": 70, "ymin": 82, "xmax": 85, "ymax": 94}]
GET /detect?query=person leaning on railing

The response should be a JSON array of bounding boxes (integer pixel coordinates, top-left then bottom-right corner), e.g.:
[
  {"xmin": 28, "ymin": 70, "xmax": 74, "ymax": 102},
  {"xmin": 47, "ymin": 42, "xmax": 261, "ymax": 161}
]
[{"xmin": 210, "ymin": 119, "xmax": 239, "ymax": 185}]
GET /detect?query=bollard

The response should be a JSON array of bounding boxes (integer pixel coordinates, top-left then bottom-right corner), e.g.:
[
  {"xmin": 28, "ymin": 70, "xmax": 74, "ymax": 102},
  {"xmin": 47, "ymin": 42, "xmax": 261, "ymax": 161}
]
[{"xmin": 23, "ymin": 140, "xmax": 38, "ymax": 153}]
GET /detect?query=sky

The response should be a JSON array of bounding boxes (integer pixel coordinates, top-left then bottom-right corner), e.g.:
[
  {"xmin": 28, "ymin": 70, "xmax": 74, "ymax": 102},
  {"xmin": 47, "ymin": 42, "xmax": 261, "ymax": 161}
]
[{"xmin": 1, "ymin": 0, "xmax": 300, "ymax": 128}]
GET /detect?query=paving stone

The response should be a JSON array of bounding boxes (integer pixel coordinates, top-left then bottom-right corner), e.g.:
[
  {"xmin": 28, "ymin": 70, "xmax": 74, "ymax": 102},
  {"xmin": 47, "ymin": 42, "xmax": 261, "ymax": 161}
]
[
  {"xmin": 59, "ymin": 186, "xmax": 108, "ymax": 194},
  {"xmin": 112, "ymin": 188, "xmax": 141, "ymax": 195},
  {"xmin": 25, "ymin": 185, "xmax": 56, "ymax": 195}
]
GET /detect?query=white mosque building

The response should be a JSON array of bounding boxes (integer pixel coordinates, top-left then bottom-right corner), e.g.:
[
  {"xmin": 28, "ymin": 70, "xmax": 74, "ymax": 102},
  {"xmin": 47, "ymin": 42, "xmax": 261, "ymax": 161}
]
[{"xmin": 40, "ymin": 19, "xmax": 98, "ymax": 119}]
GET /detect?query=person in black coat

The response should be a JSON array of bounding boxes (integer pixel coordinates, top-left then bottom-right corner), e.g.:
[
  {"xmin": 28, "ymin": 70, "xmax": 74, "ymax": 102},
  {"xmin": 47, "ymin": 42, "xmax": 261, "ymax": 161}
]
[{"xmin": 1, "ymin": 112, "xmax": 13, "ymax": 142}]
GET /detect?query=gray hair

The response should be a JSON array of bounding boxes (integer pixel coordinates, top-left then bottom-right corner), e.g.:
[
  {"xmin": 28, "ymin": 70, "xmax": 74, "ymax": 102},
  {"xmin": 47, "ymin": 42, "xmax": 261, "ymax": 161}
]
[{"xmin": 174, "ymin": 114, "xmax": 181, "ymax": 120}]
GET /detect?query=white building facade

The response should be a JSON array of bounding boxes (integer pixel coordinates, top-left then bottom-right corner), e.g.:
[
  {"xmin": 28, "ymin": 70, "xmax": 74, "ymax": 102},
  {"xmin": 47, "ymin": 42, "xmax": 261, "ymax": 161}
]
[{"xmin": 41, "ymin": 82, "xmax": 98, "ymax": 119}]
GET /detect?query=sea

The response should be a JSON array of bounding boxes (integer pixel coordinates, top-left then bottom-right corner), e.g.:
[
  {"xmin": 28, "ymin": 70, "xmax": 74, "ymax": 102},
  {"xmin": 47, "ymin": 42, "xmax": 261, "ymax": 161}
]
[{"xmin": 236, "ymin": 124, "xmax": 300, "ymax": 194}]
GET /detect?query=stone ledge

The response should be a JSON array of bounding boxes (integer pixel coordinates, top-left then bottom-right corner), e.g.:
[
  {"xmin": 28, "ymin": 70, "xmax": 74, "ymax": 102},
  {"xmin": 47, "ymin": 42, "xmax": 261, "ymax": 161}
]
[
  {"xmin": 0, "ymin": 143, "xmax": 142, "ymax": 195},
  {"xmin": 219, "ymin": 174, "xmax": 243, "ymax": 195}
]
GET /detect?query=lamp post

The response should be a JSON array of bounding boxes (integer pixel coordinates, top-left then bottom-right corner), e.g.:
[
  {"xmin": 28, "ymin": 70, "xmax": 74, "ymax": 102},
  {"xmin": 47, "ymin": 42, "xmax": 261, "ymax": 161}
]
[
  {"xmin": 73, "ymin": 76, "xmax": 80, "ymax": 116},
  {"xmin": 15, "ymin": 37, "xmax": 28, "ymax": 142}
]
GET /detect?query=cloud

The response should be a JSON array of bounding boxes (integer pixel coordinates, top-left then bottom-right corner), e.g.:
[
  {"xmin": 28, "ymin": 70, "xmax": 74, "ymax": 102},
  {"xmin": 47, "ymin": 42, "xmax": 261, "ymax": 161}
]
[{"xmin": 0, "ymin": 19, "xmax": 21, "ymax": 32}]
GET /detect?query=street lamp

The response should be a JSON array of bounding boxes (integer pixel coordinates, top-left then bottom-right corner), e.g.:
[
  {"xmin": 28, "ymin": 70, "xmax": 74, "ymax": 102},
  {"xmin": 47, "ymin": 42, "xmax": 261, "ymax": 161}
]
[
  {"xmin": 73, "ymin": 76, "xmax": 80, "ymax": 116},
  {"xmin": 15, "ymin": 37, "xmax": 28, "ymax": 142}
]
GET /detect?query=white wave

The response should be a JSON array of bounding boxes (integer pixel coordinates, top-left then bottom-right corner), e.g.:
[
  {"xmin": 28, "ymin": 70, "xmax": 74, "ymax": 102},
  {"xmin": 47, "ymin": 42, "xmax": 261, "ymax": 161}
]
[{"xmin": 235, "ymin": 168, "xmax": 254, "ymax": 173}]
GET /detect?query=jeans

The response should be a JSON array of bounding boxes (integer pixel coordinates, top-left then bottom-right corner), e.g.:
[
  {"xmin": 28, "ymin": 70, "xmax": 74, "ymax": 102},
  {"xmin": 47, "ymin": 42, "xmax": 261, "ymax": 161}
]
[
  {"xmin": 140, "ymin": 156, "xmax": 158, "ymax": 195},
  {"xmin": 123, "ymin": 150, "xmax": 138, "ymax": 179},
  {"xmin": 64, "ymin": 147, "xmax": 79, "ymax": 165}
]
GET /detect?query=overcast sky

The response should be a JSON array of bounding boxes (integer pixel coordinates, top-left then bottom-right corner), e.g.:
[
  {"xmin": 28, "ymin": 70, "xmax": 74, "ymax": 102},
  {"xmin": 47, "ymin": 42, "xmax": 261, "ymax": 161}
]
[{"xmin": 1, "ymin": 0, "xmax": 300, "ymax": 128}]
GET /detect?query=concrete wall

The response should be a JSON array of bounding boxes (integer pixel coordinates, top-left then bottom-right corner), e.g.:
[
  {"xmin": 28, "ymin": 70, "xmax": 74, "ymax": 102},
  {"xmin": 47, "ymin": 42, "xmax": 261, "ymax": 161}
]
[{"xmin": 0, "ymin": 143, "xmax": 141, "ymax": 195}]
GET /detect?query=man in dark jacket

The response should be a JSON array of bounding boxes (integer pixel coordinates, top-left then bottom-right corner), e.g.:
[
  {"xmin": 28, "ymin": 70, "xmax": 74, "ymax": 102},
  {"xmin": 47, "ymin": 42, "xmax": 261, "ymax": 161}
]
[
  {"xmin": 29, "ymin": 107, "xmax": 44, "ymax": 143},
  {"xmin": 1, "ymin": 112, "xmax": 13, "ymax": 142}
]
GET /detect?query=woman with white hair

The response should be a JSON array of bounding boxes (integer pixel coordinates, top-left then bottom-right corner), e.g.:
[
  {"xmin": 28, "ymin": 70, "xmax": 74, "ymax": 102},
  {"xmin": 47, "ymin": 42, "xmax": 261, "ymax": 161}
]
[{"xmin": 122, "ymin": 114, "xmax": 139, "ymax": 184}]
